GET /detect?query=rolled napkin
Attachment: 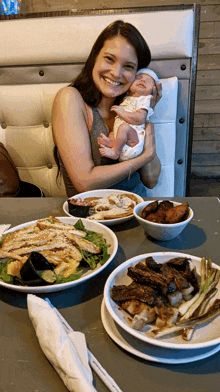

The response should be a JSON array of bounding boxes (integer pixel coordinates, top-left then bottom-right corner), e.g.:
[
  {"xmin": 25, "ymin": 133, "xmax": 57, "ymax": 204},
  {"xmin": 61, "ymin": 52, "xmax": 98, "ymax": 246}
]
[{"xmin": 27, "ymin": 294, "xmax": 97, "ymax": 392}]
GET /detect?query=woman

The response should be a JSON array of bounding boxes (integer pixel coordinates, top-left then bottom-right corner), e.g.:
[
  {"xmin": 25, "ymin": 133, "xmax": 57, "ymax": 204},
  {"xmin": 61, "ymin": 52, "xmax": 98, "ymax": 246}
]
[{"xmin": 52, "ymin": 20, "xmax": 162, "ymax": 198}]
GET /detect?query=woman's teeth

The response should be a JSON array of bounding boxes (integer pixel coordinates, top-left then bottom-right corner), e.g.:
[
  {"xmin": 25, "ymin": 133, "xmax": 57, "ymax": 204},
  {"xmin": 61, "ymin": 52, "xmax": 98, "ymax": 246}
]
[{"xmin": 103, "ymin": 77, "xmax": 121, "ymax": 86}]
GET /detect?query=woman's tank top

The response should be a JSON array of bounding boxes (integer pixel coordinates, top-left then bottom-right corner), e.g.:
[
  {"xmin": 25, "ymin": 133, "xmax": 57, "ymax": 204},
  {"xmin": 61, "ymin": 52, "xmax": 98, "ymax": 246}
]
[{"xmin": 58, "ymin": 106, "xmax": 148, "ymax": 198}]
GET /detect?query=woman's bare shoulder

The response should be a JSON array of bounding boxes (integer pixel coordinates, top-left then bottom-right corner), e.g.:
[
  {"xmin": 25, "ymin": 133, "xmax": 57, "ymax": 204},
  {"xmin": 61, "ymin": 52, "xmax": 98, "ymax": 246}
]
[
  {"xmin": 53, "ymin": 85, "xmax": 87, "ymax": 122},
  {"xmin": 54, "ymin": 85, "xmax": 84, "ymax": 104}
]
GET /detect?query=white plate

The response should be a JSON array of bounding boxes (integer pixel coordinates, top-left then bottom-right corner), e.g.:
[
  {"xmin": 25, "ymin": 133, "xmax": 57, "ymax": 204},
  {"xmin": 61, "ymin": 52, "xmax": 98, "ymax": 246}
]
[
  {"xmin": 104, "ymin": 252, "xmax": 220, "ymax": 350},
  {"xmin": 63, "ymin": 189, "xmax": 144, "ymax": 226},
  {"xmin": 101, "ymin": 300, "xmax": 220, "ymax": 364},
  {"xmin": 0, "ymin": 217, "xmax": 118, "ymax": 293}
]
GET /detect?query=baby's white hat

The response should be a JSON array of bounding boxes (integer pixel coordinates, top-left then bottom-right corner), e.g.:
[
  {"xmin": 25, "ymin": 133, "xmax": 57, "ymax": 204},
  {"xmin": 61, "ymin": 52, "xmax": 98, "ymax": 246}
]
[{"xmin": 136, "ymin": 68, "xmax": 159, "ymax": 84}]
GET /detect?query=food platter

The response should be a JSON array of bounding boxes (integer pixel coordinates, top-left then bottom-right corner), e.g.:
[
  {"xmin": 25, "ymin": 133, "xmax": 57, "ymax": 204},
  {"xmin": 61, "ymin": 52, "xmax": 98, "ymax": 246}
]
[
  {"xmin": 0, "ymin": 217, "xmax": 118, "ymax": 293},
  {"xmin": 101, "ymin": 300, "xmax": 220, "ymax": 364},
  {"xmin": 63, "ymin": 189, "xmax": 144, "ymax": 226},
  {"xmin": 104, "ymin": 252, "xmax": 220, "ymax": 350}
]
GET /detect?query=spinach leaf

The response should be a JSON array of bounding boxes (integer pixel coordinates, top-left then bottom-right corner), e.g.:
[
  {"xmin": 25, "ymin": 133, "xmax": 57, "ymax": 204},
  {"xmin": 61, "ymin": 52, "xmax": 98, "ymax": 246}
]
[
  {"xmin": 73, "ymin": 220, "xmax": 110, "ymax": 269},
  {"xmin": 0, "ymin": 260, "xmax": 14, "ymax": 284},
  {"xmin": 78, "ymin": 229, "xmax": 110, "ymax": 269},
  {"xmin": 74, "ymin": 219, "xmax": 85, "ymax": 231},
  {"xmin": 55, "ymin": 269, "xmax": 83, "ymax": 284},
  {"xmin": 0, "ymin": 233, "xmax": 9, "ymax": 248}
]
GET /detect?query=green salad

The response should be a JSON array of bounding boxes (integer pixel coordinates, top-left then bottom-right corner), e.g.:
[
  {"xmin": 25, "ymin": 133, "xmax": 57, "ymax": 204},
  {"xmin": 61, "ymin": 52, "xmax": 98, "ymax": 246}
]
[{"xmin": 0, "ymin": 218, "xmax": 110, "ymax": 286}]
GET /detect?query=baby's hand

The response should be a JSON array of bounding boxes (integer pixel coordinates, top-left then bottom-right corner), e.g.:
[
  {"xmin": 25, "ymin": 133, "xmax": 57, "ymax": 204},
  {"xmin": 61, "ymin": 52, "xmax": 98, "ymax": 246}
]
[{"xmin": 111, "ymin": 105, "xmax": 125, "ymax": 117}]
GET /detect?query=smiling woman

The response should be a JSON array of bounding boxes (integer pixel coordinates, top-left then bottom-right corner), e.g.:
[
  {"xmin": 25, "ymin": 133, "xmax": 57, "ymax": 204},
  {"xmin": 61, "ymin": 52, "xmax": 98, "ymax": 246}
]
[{"xmin": 52, "ymin": 20, "xmax": 162, "ymax": 198}]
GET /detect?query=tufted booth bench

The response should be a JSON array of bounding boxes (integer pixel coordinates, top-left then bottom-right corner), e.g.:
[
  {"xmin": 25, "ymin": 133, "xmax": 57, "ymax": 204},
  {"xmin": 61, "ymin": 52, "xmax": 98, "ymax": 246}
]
[
  {"xmin": 0, "ymin": 83, "xmax": 67, "ymax": 196},
  {"xmin": 0, "ymin": 5, "xmax": 200, "ymax": 197}
]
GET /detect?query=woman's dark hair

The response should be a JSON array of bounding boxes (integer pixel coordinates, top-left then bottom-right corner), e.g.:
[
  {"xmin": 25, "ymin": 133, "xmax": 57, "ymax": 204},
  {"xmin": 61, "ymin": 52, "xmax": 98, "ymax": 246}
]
[{"xmin": 70, "ymin": 20, "xmax": 151, "ymax": 107}]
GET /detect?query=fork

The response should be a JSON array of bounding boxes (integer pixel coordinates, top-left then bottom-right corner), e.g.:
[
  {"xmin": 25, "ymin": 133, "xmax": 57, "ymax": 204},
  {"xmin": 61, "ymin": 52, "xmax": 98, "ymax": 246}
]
[{"xmin": 45, "ymin": 298, "xmax": 124, "ymax": 392}]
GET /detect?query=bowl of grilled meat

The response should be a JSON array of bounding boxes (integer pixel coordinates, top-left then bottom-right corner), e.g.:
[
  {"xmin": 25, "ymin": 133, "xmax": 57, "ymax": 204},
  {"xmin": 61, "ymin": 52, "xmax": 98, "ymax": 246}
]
[
  {"xmin": 104, "ymin": 252, "xmax": 220, "ymax": 349},
  {"xmin": 133, "ymin": 200, "xmax": 193, "ymax": 241}
]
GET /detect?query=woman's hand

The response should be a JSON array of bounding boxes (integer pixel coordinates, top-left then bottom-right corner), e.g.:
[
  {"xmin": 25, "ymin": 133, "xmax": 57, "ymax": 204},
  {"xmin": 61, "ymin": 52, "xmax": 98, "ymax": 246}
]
[{"xmin": 150, "ymin": 82, "xmax": 162, "ymax": 110}]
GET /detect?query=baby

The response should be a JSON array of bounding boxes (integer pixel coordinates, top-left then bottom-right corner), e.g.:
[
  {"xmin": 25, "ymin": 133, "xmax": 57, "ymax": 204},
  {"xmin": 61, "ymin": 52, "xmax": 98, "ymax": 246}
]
[{"xmin": 97, "ymin": 68, "xmax": 159, "ymax": 175}]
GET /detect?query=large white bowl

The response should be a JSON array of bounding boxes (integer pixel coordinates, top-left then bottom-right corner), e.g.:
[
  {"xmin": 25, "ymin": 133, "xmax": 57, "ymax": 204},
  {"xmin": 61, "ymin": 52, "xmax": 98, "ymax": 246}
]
[
  {"xmin": 104, "ymin": 252, "xmax": 220, "ymax": 350},
  {"xmin": 133, "ymin": 200, "xmax": 193, "ymax": 241},
  {"xmin": 63, "ymin": 189, "xmax": 144, "ymax": 226},
  {"xmin": 0, "ymin": 217, "xmax": 118, "ymax": 293}
]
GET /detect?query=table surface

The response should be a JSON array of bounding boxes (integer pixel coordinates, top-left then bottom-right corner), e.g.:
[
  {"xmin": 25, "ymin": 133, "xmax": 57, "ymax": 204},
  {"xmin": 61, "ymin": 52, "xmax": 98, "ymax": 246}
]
[{"xmin": 0, "ymin": 197, "xmax": 220, "ymax": 392}]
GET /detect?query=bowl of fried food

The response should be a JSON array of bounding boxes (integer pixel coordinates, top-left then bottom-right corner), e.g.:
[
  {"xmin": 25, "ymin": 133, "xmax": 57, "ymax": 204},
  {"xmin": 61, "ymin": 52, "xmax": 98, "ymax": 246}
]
[{"xmin": 133, "ymin": 200, "xmax": 193, "ymax": 241}]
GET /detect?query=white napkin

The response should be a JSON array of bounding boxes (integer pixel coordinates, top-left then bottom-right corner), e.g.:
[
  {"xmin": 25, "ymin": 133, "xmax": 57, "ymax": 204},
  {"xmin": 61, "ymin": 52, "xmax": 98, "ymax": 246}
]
[{"xmin": 27, "ymin": 294, "xmax": 97, "ymax": 392}]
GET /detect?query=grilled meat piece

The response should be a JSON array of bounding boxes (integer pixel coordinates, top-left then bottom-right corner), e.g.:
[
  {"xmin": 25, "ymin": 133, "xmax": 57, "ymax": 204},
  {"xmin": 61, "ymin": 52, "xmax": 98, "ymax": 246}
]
[
  {"xmin": 141, "ymin": 257, "xmax": 162, "ymax": 273},
  {"xmin": 135, "ymin": 259, "xmax": 189, "ymax": 292},
  {"xmin": 157, "ymin": 200, "xmax": 173, "ymax": 212},
  {"xmin": 154, "ymin": 295, "xmax": 169, "ymax": 308},
  {"xmin": 127, "ymin": 266, "xmax": 176, "ymax": 295},
  {"xmin": 141, "ymin": 201, "xmax": 158, "ymax": 219},
  {"xmin": 165, "ymin": 203, "xmax": 189, "ymax": 224},
  {"xmin": 145, "ymin": 211, "xmax": 166, "ymax": 223},
  {"xmin": 111, "ymin": 281, "xmax": 157, "ymax": 305},
  {"xmin": 166, "ymin": 257, "xmax": 191, "ymax": 272},
  {"xmin": 165, "ymin": 257, "xmax": 199, "ymax": 293},
  {"xmin": 160, "ymin": 264, "xmax": 191, "ymax": 291},
  {"xmin": 189, "ymin": 267, "xmax": 201, "ymax": 292}
]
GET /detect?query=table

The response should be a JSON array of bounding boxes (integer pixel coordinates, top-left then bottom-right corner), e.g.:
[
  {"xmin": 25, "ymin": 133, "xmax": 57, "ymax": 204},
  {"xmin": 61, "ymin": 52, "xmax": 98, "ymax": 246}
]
[{"xmin": 0, "ymin": 197, "xmax": 220, "ymax": 392}]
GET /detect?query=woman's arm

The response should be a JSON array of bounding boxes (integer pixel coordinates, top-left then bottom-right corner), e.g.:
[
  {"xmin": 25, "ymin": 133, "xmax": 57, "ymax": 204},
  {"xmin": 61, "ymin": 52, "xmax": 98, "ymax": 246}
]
[
  {"xmin": 52, "ymin": 87, "xmax": 156, "ymax": 193},
  {"xmin": 139, "ymin": 155, "xmax": 161, "ymax": 189},
  {"xmin": 139, "ymin": 122, "xmax": 161, "ymax": 188}
]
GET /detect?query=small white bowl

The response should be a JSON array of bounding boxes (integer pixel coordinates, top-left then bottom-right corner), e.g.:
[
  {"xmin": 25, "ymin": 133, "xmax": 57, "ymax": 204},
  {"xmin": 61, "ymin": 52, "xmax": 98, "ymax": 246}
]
[{"xmin": 133, "ymin": 200, "xmax": 193, "ymax": 241}]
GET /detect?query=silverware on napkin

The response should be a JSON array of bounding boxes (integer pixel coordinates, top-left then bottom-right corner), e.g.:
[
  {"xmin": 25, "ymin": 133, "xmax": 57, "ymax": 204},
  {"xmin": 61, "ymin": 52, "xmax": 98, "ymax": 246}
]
[{"xmin": 27, "ymin": 295, "xmax": 123, "ymax": 392}]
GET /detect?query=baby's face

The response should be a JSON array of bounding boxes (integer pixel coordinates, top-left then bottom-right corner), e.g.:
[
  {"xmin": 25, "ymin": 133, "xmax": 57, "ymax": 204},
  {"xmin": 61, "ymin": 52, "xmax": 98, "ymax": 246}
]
[{"xmin": 129, "ymin": 73, "xmax": 155, "ymax": 97}]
